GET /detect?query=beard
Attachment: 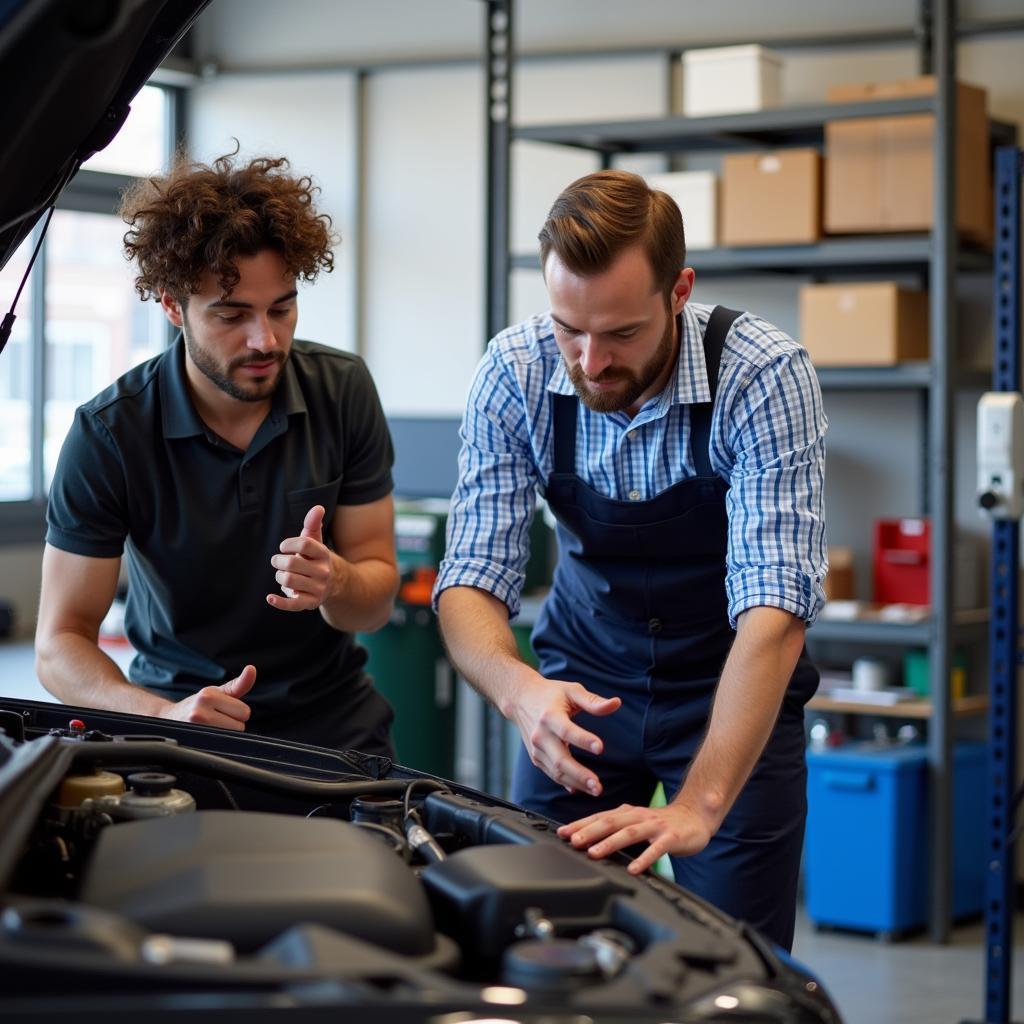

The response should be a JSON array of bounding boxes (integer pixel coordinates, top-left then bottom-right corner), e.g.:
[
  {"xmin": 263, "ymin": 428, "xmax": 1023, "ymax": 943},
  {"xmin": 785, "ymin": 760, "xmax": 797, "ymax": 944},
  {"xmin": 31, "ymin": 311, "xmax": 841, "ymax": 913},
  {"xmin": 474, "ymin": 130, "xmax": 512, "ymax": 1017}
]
[
  {"xmin": 182, "ymin": 317, "xmax": 287, "ymax": 403},
  {"xmin": 566, "ymin": 307, "xmax": 677, "ymax": 414}
]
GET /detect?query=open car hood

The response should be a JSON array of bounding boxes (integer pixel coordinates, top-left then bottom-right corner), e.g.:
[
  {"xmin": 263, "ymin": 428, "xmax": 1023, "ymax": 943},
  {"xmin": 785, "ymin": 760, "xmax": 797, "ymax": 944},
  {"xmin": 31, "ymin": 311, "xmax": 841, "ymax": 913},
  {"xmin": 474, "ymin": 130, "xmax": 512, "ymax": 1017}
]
[
  {"xmin": 0, "ymin": 0, "xmax": 210, "ymax": 272},
  {"xmin": 0, "ymin": 697, "xmax": 842, "ymax": 1023}
]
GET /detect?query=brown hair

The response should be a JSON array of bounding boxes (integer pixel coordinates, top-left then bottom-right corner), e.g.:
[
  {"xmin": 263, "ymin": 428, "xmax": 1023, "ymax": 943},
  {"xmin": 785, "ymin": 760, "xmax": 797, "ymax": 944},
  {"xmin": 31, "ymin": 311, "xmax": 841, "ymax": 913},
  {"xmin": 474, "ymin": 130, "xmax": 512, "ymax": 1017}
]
[
  {"xmin": 120, "ymin": 150, "xmax": 336, "ymax": 301},
  {"xmin": 538, "ymin": 169, "xmax": 685, "ymax": 298}
]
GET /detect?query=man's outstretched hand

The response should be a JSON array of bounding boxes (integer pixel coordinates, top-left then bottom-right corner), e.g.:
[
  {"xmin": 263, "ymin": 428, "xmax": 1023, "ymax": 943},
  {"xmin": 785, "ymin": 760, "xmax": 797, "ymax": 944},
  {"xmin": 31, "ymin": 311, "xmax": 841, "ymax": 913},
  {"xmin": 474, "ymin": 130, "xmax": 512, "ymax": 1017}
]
[{"xmin": 267, "ymin": 504, "xmax": 341, "ymax": 612}]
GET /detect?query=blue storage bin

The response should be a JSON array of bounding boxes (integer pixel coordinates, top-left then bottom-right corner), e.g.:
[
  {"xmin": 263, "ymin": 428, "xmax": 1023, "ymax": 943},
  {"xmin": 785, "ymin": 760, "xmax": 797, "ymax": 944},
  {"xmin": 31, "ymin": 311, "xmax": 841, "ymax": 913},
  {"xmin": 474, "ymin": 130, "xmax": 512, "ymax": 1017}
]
[{"xmin": 804, "ymin": 742, "xmax": 986, "ymax": 934}]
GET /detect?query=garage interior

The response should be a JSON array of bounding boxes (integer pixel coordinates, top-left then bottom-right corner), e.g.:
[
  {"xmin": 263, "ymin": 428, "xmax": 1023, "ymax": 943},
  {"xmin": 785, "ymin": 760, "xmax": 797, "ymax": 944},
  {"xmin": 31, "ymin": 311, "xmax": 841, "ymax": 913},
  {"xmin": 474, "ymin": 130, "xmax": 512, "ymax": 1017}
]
[{"xmin": 1, "ymin": 2, "xmax": 1024, "ymax": 1021}]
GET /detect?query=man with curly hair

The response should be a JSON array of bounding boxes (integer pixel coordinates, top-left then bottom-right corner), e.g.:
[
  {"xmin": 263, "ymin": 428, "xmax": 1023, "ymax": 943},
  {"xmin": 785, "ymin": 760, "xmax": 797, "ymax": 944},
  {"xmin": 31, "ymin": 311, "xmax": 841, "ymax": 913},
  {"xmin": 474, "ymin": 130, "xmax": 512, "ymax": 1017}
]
[{"xmin": 34, "ymin": 153, "xmax": 399, "ymax": 754}]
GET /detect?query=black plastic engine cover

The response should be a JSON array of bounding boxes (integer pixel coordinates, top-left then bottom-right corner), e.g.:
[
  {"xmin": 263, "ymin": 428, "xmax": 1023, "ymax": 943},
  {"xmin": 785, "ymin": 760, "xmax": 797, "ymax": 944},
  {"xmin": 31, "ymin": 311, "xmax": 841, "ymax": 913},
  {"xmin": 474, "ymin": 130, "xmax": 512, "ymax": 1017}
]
[
  {"xmin": 422, "ymin": 841, "xmax": 623, "ymax": 965},
  {"xmin": 80, "ymin": 810, "xmax": 435, "ymax": 955}
]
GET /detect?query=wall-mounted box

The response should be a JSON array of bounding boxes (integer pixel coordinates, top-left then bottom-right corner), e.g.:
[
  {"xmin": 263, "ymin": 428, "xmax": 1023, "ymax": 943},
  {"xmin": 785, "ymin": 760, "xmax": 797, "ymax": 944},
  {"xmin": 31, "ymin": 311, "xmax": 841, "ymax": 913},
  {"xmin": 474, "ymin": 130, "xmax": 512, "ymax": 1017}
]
[
  {"xmin": 720, "ymin": 149, "xmax": 821, "ymax": 246},
  {"xmin": 681, "ymin": 44, "xmax": 783, "ymax": 118},
  {"xmin": 645, "ymin": 170, "xmax": 717, "ymax": 250},
  {"xmin": 824, "ymin": 76, "xmax": 991, "ymax": 244},
  {"xmin": 799, "ymin": 282, "xmax": 928, "ymax": 366}
]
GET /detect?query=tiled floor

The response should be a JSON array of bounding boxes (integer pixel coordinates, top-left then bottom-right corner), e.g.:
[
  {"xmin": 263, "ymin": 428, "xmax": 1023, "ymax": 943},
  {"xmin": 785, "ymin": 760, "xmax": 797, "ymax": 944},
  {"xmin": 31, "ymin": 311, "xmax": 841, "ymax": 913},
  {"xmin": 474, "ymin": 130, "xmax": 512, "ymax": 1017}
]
[{"xmin": 1, "ymin": 639, "xmax": 1021, "ymax": 1023}]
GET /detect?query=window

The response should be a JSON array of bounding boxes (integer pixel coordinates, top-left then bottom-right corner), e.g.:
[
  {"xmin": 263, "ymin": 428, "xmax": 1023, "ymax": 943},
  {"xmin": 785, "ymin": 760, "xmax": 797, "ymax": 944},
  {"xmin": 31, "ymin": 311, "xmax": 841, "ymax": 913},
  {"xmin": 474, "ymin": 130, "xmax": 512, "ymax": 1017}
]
[
  {"xmin": 43, "ymin": 212, "xmax": 167, "ymax": 487},
  {"xmin": 0, "ymin": 85, "xmax": 179, "ymax": 540},
  {"xmin": 0, "ymin": 240, "xmax": 32, "ymax": 501}
]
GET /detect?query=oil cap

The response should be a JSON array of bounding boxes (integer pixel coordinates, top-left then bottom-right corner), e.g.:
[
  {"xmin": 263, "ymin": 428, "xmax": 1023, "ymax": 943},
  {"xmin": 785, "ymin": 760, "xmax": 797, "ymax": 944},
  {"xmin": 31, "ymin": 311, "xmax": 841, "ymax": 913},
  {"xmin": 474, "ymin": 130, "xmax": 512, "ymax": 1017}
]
[
  {"xmin": 501, "ymin": 938, "xmax": 602, "ymax": 991},
  {"xmin": 126, "ymin": 772, "xmax": 176, "ymax": 797}
]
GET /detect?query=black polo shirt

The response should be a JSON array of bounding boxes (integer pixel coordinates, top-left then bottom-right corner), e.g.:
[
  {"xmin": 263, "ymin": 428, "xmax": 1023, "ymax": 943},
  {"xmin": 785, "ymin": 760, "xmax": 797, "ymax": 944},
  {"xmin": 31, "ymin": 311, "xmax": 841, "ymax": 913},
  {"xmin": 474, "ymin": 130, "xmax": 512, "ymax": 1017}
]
[{"xmin": 46, "ymin": 338, "xmax": 394, "ymax": 729}]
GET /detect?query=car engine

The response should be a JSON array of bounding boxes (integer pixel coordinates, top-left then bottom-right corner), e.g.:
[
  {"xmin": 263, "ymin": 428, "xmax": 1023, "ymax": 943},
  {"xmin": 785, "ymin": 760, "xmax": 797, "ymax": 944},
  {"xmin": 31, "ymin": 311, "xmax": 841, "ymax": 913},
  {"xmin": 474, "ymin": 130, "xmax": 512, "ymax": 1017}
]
[{"xmin": 0, "ymin": 707, "xmax": 841, "ymax": 1022}]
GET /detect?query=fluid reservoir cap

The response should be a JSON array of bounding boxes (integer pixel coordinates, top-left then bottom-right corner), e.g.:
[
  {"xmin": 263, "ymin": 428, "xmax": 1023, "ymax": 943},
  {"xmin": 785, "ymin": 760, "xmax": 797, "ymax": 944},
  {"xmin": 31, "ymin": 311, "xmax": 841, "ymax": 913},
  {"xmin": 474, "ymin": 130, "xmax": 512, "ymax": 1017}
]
[
  {"xmin": 127, "ymin": 772, "xmax": 176, "ymax": 796},
  {"xmin": 501, "ymin": 938, "xmax": 602, "ymax": 991},
  {"xmin": 58, "ymin": 770, "xmax": 126, "ymax": 808}
]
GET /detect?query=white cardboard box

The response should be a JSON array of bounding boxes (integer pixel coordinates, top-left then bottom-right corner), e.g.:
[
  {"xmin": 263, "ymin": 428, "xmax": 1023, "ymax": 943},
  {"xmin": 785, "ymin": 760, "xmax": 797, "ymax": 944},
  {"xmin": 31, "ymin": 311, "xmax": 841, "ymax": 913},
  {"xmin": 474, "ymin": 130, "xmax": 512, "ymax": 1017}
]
[
  {"xmin": 646, "ymin": 171, "xmax": 718, "ymax": 250},
  {"xmin": 681, "ymin": 44, "xmax": 783, "ymax": 118}
]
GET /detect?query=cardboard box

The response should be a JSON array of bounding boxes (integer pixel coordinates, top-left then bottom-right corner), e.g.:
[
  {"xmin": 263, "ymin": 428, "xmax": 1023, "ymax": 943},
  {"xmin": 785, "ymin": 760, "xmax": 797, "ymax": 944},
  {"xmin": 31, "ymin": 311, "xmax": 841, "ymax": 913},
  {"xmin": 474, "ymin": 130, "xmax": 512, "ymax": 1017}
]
[
  {"xmin": 824, "ymin": 76, "xmax": 991, "ymax": 244},
  {"xmin": 681, "ymin": 44, "xmax": 783, "ymax": 118},
  {"xmin": 799, "ymin": 282, "xmax": 928, "ymax": 366},
  {"xmin": 720, "ymin": 149, "xmax": 821, "ymax": 246},
  {"xmin": 645, "ymin": 171, "xmax": 717, "ymax": 250},
  {"xmin": 824, "ymin": 546, "xmax": 855, "ymax": 602}
]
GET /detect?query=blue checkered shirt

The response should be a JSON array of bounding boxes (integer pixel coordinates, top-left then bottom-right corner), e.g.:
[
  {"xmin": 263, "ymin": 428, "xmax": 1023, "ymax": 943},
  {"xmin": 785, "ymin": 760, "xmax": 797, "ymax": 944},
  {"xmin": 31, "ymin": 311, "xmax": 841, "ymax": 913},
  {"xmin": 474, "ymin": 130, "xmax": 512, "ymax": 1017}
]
[{"xmin": 434, "ymin": 301, "xmax": 828, "ymax": 628}]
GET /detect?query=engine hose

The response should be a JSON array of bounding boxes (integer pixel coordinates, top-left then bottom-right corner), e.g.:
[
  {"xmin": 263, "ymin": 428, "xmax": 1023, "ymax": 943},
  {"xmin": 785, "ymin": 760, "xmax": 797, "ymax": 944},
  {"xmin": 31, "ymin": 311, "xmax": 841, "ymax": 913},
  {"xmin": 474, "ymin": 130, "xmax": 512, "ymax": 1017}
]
[{"xmin": 64, "ymin": 740, "xmax": 448, "ymax": 803}]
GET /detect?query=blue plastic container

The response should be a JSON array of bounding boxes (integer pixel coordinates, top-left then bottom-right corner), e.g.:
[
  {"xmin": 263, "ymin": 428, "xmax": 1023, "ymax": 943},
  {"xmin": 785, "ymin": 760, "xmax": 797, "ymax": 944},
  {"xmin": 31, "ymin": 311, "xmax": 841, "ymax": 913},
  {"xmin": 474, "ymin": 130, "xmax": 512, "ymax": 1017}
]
[{"xmin": 804, "ymin": 742, "xmax": 986, "ymax": 934}]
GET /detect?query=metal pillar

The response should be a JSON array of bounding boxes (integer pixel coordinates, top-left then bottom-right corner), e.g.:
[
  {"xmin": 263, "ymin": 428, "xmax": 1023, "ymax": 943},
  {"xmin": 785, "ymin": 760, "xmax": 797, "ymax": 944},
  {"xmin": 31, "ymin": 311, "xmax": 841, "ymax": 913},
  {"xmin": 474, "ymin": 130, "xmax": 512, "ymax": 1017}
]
[
  {"xmin": 980, "ymin": 145, "xmax": 1023, "ymax": 1024},
  {"xmin": 927, "ymin": 0, "xmax": 957, "ymax": 944},
  {"xmin": 484, "ymin": 0, "xmax": 512, "ymax": 342},
  {"xmin": 483, "ymin": 0, "xmax": 514, "ymax": 796},
  {"xmin": 917, "ymin": 0, "xmax": 935, "ymax": 74}
]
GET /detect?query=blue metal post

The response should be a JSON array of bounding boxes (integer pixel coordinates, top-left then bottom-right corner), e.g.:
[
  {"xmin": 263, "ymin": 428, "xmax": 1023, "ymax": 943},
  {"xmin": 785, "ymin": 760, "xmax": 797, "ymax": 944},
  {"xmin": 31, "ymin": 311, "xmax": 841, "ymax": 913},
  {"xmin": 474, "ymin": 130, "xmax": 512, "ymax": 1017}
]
[{"xmin": 983, "ymin": 145, "xmax": 1023, "ymax": 1024}]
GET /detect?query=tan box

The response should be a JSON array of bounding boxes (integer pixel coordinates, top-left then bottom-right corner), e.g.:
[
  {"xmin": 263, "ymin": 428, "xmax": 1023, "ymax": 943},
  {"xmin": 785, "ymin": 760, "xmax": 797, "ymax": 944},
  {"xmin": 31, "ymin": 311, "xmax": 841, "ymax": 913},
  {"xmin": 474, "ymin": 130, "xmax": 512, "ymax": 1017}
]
[
  {"xmin": 720, "ymin": 148, "xmax": 822, "ymax": 246},
  {"xmin": 824, "ymin": 546, "xmax": 855, "ymax": 602},
  {"xmin": 824, "ymin": 76, "xmax": 991, "ymax": 244},
  {"xmin": 799, "ymin": 282, "xmax": 929, "ymax": 366}
]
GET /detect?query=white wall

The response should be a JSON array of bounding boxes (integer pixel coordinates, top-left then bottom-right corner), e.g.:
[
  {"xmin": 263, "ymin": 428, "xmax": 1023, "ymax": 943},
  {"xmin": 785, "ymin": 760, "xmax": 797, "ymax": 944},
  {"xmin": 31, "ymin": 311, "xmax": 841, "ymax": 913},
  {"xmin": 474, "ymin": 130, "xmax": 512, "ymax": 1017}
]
[
  {"xmin": 188, "ymin": 72, "xmax": 360, "ymax": 354},
  {"xmin": 361, "ymin": 64, "xmax": 485, "ymax": 413},
  {"xmin": 192, "ymin": 0, "xmax": 1024, "ymax": 68}
]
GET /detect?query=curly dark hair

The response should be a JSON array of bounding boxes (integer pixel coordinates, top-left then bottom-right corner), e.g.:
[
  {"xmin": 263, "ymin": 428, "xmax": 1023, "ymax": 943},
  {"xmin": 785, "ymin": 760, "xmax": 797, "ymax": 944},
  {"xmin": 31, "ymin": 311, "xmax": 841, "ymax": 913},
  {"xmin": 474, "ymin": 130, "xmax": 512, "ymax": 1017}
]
[{"xmin": 120, "ymin": 150, "xmax": 336, "ymax": 301}]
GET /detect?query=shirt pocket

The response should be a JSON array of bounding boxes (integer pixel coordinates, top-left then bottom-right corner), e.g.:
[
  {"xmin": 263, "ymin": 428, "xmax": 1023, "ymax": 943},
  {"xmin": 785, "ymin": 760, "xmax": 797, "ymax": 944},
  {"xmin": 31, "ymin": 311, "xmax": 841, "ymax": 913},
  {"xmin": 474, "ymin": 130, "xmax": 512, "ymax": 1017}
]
[{"xmin": 286, "ymin": 475, "xmax": 343, "ymax": 540}]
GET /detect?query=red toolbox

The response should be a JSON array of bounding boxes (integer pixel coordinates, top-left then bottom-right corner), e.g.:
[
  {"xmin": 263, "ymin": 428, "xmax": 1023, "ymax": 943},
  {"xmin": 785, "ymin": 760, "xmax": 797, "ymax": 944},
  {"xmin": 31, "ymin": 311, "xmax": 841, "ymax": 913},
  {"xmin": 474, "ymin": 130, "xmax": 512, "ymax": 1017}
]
[{"xmin": 873, "ymin": 518, "xmax": 930, "ymax": 605}]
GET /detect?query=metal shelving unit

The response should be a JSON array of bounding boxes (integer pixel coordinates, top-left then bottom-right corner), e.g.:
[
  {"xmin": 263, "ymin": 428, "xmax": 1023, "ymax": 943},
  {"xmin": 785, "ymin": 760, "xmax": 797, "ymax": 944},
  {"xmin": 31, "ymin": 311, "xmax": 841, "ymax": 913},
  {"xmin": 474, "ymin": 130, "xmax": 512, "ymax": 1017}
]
[
  {"xmin": 807, "ymin": 693, "xmax": 988, "ymax": 719},
  {"xmin": 511, "ymin": 234, "xmax": 998, "ymax": 275},
  {"xmin": 483, "ymin": 0, "xmax": 1017, "ymax": 944},
  {"xmin": 512, "ymin": 98, "xmax": 1017, "ymax": 154},
  {"xmin": 810, "ymin": 608, "xmax": 989, "ymax": 646}
]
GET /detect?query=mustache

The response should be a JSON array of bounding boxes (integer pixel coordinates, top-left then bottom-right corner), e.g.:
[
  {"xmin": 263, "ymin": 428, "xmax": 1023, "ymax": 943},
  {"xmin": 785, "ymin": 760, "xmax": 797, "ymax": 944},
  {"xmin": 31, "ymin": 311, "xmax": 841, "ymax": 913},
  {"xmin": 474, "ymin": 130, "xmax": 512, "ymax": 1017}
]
[
  {"xmin": 573, "ymin": 366, "xmax": 630, "ymax": 384},
  {"xmin": 230, "ymin": 352, "xmax": 286, "ymax": 370}
]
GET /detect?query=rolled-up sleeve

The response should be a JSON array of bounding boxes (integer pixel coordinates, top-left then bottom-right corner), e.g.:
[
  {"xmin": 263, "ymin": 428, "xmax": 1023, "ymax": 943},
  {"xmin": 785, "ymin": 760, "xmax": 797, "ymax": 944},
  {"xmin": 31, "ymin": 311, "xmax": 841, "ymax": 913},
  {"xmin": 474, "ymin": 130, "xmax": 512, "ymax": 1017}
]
[
  {"xmin": 721, "ymin": 348, "xmax": 827, "ymax": 628},
  {"xmin": 433, "ymin": 349, "xmax": 540, "ymax": 620}
]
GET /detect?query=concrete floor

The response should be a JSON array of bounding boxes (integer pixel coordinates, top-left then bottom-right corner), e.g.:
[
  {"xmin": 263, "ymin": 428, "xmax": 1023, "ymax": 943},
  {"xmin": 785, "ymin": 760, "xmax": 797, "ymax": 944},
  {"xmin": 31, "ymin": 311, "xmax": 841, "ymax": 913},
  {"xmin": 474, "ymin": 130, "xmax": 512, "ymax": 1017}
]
[
  {"xmin": 2, "ymin": 639, "xmax": 1022, "ymax": 1024},
  {"xmin": 793, "ymin": 910, "xmax": 1024, "ymax": 1024}
]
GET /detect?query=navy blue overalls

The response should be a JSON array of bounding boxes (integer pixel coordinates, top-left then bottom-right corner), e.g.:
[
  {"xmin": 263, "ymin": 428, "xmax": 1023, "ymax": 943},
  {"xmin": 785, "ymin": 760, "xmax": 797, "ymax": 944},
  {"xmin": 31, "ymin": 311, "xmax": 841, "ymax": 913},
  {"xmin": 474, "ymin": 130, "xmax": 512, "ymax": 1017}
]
[{"xmin": 511, "ymin": 306, "xmax": 820, "ymax": 951}]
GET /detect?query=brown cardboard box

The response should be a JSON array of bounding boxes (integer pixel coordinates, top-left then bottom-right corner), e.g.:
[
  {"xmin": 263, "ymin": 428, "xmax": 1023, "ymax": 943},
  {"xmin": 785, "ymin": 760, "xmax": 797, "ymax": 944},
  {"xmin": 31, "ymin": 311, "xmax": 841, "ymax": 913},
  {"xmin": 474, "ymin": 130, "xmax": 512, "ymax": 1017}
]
[
  {"xmin": 720, "ymin": 148, "xmax": 821, "ymax": 246},
  {"xmin": 824, "ymin": 76, "xmax": 991, "ymax": 244},
  {"xmin": 824, "ymin": 546, "xmax": 855, "ymax": 602},
  {"xmin": 799, "ymin": 282, "xmax": 929, "ymax": 366}
]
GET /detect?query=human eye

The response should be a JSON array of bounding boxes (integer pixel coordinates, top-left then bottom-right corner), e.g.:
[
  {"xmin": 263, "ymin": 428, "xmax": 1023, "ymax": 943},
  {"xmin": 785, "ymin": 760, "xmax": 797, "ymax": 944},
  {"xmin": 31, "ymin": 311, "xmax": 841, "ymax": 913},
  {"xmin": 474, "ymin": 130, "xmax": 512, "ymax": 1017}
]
[
  {"xmin": 269, "ymin": 305, "xmax": 293, "ymax": 318},
  {"xmin": 216, "ymin": 313, "xmax": 243, "ymax": 324}
]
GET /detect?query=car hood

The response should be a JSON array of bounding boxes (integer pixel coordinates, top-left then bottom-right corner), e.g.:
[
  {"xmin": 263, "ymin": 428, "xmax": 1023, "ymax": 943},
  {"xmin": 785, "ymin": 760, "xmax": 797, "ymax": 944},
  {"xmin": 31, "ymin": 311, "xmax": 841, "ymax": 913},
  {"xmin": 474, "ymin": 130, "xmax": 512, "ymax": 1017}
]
[{"xmin": 0, "ymin": 0, "xmax": 210, "ymax": 272}]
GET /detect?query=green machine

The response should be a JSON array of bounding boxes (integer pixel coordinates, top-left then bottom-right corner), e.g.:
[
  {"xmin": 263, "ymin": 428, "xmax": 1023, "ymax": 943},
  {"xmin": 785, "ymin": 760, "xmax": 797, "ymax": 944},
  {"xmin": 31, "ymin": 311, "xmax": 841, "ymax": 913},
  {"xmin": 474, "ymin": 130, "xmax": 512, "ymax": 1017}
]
[{"xmin": 359, "ymin": 498, "xmax": 552, "ymax": 779}]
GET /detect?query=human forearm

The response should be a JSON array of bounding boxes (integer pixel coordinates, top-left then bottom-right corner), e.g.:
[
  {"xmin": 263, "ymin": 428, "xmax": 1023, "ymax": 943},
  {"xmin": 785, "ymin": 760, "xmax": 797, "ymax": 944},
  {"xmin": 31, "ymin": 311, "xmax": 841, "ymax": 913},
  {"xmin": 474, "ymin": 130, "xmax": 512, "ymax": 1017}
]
[
  {"xmin": 439, "ymin": 585, "xmax": 622, "ymax": 794},
  {"xmin": 674, "ymin": 607, "xmax": 806, "ymax": 829},
  {"xmin": 436, "ymin": 586, "xmax": 534, "ymax": 712},
  {"xmin": 35, "ymin": 629, "xmax": 173, "ymax": 717},
  {"xmin": 319, "ymin": 553, "xmax": 399, "ymax": 633}
]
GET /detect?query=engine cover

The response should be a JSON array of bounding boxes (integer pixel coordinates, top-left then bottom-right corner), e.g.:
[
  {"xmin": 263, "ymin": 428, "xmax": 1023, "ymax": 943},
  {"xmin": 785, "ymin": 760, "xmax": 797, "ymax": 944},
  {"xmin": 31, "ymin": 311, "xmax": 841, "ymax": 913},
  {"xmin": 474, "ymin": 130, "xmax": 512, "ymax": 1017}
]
[{"xmin": 80, "ymin": 810, "xmax": 435, "ymax": 954}]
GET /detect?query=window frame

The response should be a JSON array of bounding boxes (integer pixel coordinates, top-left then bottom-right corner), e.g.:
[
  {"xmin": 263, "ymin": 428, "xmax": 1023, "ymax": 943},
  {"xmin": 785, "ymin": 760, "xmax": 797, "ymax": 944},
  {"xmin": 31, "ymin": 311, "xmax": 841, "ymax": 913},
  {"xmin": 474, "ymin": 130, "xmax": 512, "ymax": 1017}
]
[{"xmin": 0, "ymin": 84, "xmax": 183, "ymax": 545}]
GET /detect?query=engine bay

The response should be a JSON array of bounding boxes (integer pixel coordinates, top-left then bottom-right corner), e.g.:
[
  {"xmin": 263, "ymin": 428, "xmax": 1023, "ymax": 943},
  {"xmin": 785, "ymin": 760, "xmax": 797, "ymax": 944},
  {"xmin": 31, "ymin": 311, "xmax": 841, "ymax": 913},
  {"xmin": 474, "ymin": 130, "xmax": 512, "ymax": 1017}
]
[{"xmin": 0, "ymin": 708, "xmax": 839, "ymax": 1022}]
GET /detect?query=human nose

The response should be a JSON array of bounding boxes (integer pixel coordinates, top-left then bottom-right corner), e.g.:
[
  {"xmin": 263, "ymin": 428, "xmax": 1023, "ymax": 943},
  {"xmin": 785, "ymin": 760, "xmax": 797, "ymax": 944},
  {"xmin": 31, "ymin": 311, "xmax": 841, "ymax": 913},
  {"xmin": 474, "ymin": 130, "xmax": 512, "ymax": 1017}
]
[
  {"xmin": 247, "ymin": 315, "xmax": 278, "ymax": 352},
  {"xmin": 578, "ymin": 336, "xmax": 612, "ymax": 378}
]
